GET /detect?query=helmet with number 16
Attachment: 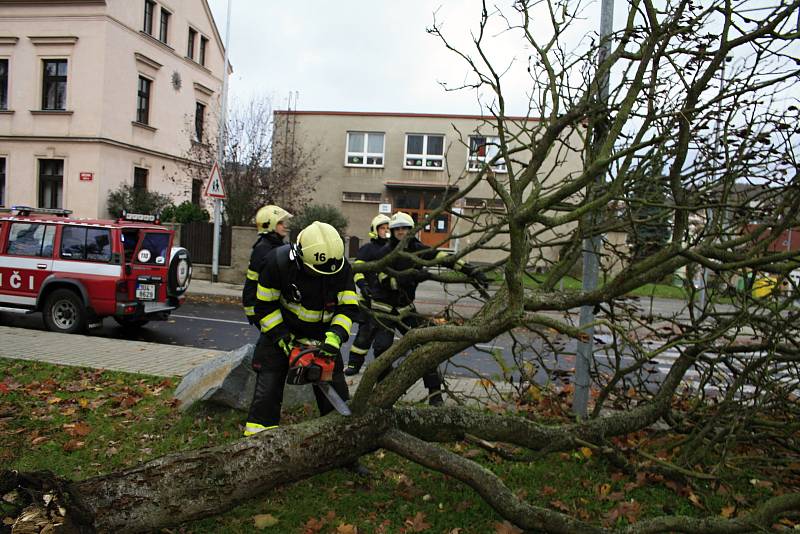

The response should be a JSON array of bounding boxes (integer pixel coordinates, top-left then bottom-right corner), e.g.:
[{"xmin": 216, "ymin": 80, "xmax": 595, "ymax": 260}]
[{"xmin": 295, "ymin": 221, "xmax": 345, "ymax": 275}]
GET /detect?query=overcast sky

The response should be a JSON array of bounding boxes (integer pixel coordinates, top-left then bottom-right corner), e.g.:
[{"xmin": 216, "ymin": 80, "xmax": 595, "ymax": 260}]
[{"xmin": 205, "ymin": 0, "xmax": 607, "ymax": 116}]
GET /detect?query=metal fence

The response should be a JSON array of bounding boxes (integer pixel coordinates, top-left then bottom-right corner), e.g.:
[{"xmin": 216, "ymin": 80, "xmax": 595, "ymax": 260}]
[{"xmin": 181, "ymin": 221, "xmax": 232, "ymax": 266}]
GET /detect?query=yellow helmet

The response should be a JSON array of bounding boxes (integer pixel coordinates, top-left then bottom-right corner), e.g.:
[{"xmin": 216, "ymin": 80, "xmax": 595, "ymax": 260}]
[
  {"xmin": 255, "ymin": 205, "xmax": 292, "ymax": 234},
  {"xmin": 295, "ymin": 221, "xmax": 345, "ymax": 275},
  {"xmin": 389, "ymin": 211, "xmax": 414, "ymax": 230},
  {"xmin": 369, "ymin": 214, "xmax": 391, "ymax": 239}
]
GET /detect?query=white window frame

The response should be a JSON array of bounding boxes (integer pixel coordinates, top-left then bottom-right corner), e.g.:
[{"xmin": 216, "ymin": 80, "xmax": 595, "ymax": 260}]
[
  {"xmin": 344, "ymin": 132, "xmax": 385, "ymax": 168},
  {"xmin": 342, "ymin": 191, "xmax": 382, "ymax": 203},
  {"xmin": 468, "ymin": 135, "xmax": 507, "ymax": 173},
  {"xmin": 404, "ymin": 133, "xmax": 445, "ymax": 170}
]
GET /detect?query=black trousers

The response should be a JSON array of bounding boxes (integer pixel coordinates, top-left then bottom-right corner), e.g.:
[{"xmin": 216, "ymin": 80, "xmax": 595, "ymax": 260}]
[
  {"xmin": 371, "ymin": 313, "xmax": 442, "ymax": 392},
  {"xmin": 247, "ymin": 337, "xmax": 350, "ymax": 427}
]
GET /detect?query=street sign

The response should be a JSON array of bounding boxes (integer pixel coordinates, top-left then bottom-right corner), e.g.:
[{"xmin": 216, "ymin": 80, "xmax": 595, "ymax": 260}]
[
  {"xmin": 204, "ymin": 162, "xmax": 226, "ymax": 199},
  {"xmin": 79, "ymin": 172, "xmax": 93, "ymax": 182},
  {"xmin": 379, "ymin": 203, "xmax": 392, "ymax": 214}
]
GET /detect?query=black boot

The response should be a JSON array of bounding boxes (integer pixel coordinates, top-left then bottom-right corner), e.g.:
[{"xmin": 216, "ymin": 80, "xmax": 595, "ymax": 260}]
[
  {"xmin": 428, "ymin": 389, "xmax": 444, "ymax": 406},
  {"xmin": 344, "ymin": 363, "xmax": 361, "ymax": 376}
]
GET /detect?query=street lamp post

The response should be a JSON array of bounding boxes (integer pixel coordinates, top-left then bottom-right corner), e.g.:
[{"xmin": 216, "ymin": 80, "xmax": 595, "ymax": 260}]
[{"xmin": 211, "ymin": 0, "xmax": 232, "ymax": 283}]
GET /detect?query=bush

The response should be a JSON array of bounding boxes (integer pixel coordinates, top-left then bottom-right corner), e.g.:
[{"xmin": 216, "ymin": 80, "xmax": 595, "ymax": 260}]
[
  {"xmin": 107, "ymin": 185, "xmax": 173, "ymax": 218},
  {"xmin": 161, "ymin": 201, "xmax": 211, "ymax": 224},
  {"xmin": 289, "ymin": 204, "xmax": 349, "ymax": 240}
]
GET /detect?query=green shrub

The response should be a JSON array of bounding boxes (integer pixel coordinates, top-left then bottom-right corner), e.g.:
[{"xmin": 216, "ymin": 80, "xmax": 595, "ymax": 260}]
[
  {"xmin": 107, "ymin": 185, "xmax": 172, "ymax": 218},
  {"xmin": 289, "ymin": 204, "xmax": 349, "ymax": 239},
  {"xmin": 161, "ymin": 201, "xmax": 211, "ymax": 224}
]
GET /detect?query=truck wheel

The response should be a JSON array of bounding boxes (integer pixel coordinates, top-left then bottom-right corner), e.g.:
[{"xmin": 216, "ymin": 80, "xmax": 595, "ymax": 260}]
[
  {"xmin": 43, "ymin": 289, "xmax": 88, "ymax": 334},
  {"xmin": 113, "ymin": 317, "xmax": 150, "ymax": 329}
]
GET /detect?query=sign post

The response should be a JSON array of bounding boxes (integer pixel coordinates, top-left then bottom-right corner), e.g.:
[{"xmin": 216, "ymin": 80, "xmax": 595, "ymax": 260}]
[{"xmin": 204, "ymin": 162, "xmax": 226, "ymax": 282}]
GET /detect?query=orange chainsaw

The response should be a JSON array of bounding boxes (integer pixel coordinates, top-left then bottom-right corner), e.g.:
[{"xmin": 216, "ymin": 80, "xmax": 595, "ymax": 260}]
[{"xmin": 286, "ymin": 346, "xmax": 351, "ymax": 416}]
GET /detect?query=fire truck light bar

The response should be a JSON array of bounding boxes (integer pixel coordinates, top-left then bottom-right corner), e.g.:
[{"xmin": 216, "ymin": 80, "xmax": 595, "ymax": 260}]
[{"xmin": 121, "ymin": 211, "xmax": 159, "ymax": 223}]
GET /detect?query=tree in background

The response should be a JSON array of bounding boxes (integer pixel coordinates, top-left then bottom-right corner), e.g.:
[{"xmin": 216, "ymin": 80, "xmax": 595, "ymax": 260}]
[
  {"xmin": 183, "ymin": 96, "xmax": 321, "ymax": 227},
  {"xmin": 161, "ymin": 201, "xmax": 210, "ymax": 224},
  {"xmin": 288, "ymin": 204, "xmax": 349, "ymax": 240}
]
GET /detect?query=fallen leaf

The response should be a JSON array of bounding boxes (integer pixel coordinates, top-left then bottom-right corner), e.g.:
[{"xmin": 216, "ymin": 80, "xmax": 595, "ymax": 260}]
[
  {"xmin": 720, "ymin": 505, "xmax": 735, "ymax": 518},
  {"xmin": 404, "ymin": 511, "xmax": 431, "ymax": 532},
  {"xmin": 550, "ymin": 500, "xmax": 571, "ymax": 513},
  {"xmin": 336, "ymin": 524, "xmax": 357, "ymax": 534},
  {"xmin": 494, "ymin": 521, "xmax": 523, "ymax": 534},
  {"xmin": 253, "ymin": 513, "xmax": 279, "ymax": 529},
  {"xmin": 63, "ymin": 439, "xmax": 85, "ymax": 452},
  {"xmin": 580, "ymin": 447, "xmax": 593, "ymax": 458},
  {"xmin": 64, "ymin": 422, "xmax": 91, "ymax": 437},
  {"xmin": 540, "ymin": 485, "xmax": 558, "ymax": 496},
  {"xmin": 303, "ymin": 516, "xmax": 326, "ymax": 533}
]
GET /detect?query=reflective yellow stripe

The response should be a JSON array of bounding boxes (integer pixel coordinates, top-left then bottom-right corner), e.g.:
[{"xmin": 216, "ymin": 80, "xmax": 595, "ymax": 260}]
[
  {"xmin": 371, "ymin": 301, "xmax": 393, "ymax": 313},
  {"xmin": 243, "ymin": 423, "xmax": 277, "ymax": 436},
  {"xmin": 378, "ymin": 272, "xmax": 389, "ymax": 282},
  {"xmin": 350, "ymin": 345, "xmax": 369, "ymax": 355},
  {"xmin": 243, "ymin": 306, "xmax": 255, "ymax": 316},
  {"xmin": 435, "ymin": 251, "xmax": 449, "ymax": 260},
  {"xmin": 331, "ymin": 314, "xmax": 353, "ymax": 335},
  {"xmin": 247, "ymin": 269, "xmax": 259, "ymax": 281},
  {"xmin": 354, "ymin": 272, "xmax": 365, "ymax": 282},
  {"xmin": 337, "ymin": 290, "xmax": 359, "ymax": 306},
  {"xmin": 257, "ymin": 284, "xmax": 281, "ymax": 302},
  {"xmin": 280, "ymin": 296, "xmax": 324, "ymax": 322},
  {"xmin": 259, "ymin": 309, "xmax": 284, "ymax": 332}
]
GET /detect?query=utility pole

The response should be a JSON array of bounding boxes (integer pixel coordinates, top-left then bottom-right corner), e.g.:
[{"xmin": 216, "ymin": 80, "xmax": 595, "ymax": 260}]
[
  {"xmin": 212, "ymin": 0, "xmax": 232, "ymax": 283},
  {"xmin": 573, "ymin": 0, "xmax": 614, "ymax": 418}
]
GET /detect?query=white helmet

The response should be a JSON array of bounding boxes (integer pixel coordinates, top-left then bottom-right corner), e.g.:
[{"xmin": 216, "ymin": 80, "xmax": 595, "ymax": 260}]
[
  {"xmin": 389, "ymin": 211, "xmax": 414, "ymax": 230},
  {"xmin": 255, "ymin": 205, "xmax": 292, "ymax": 234},
  {"xmin": 369, "ymin": 214, "xmax": 391, "ymax": 239}
]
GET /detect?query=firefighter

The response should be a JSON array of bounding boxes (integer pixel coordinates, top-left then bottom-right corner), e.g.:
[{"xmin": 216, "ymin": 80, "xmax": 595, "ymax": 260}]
[
  {"xmin": 245, "ymin": 221, "xmax": 359, "ymax": 436},
  {"xmin": 371, "ymin": 211, "xmax": 489, "ymax": 405},
  {"xmin": 345, "ymin": 214, "xmax": 391, "ymax": 376},
  {"xmin": 242, "ymin": 205, "xmax": 292, "ymax": 325}
]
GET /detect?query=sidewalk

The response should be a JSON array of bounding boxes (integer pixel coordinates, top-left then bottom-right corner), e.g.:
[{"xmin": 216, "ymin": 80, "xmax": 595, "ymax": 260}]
[{"xmin": 0, "ymin": 326, "xmax": 502, "ymax": 403}]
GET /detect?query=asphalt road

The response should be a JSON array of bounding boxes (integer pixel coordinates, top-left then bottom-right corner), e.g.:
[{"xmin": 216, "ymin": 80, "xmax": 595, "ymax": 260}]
[{"xmin": 2, "ymin": 298, "xmax": 755, "ymax": 395}]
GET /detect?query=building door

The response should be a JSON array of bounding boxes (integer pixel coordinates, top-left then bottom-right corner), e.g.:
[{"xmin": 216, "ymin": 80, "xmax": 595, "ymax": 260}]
[{"xmin": 391, "ymin": 188, "xmax": 451, "ymax": 248}]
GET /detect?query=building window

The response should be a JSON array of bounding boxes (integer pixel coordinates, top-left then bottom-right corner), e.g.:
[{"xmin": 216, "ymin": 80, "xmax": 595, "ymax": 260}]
[
  {"xmin": 159, "ymin": 8, "xmax": 171, "ymax": 43},
  {"xmin": 38, "ymin": 159, "xmax": 63, "ymax": 209},
  {"xmin": 133, "ymin": 167, "xmax": 148, "ymax": 191},
  {"xmin": 191, "ymin": 179, "xmax": 202, "ymax": 204},
  {"xmin": 41, "ymin": 59, "xmax": 67, "ymax": 111},
  {"xmin": 136, "ymin": 76, "xmax": 151, "ymax": 124},
  {"xmin": 143, "ymin": 0, "xmax": 155, "ymax": 35},
  {"xmin": 465, "ymin": 197, "xmax": 505, "ymax": 210},
  {"xmin": 342, "ymin": 192, "xmax": 382, "ymax": 203},
  {"xmin": 345, "ymin": 132, "xmax": 384, "ymax": 167},
  {"xmin": 469, "ymin": 135, "xmax": 506, "ymax": 172},
  {"xmin": 195, "ymin": 102, "xmax": 205, "ymax": 142},
  {"xmin": 199, "ymin": 36, "xmax": 208, "ymax": 66},
  {"xmin": 0, "ymin": 59, "xmax": 7, "ymax": 110},
  {"xmin": 0, "ymin": 157, "xmax": 5, "ymax": 207},
  {"xmin": 187, "ymin": 28, "xmax": 197, "ymax": 60},
  {"xmin": 404, "ymin": 134, "xmax": 444, "ymax": 169}
]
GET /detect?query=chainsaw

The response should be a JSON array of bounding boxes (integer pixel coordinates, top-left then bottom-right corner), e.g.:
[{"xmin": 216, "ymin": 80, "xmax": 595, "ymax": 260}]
[{"xmin": 286, "ymin": 346, "xmax": 351, "ymax": 416}]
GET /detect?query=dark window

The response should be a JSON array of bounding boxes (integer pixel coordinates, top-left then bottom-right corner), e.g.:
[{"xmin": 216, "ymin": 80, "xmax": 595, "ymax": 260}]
[
  {"xmin": 187, "ymin": 28, "xmax": 197, "ymax": 59},
  {"xmin": 38, "ymin": 159, "xmax": 63, "ymax": 209},
  {"xmin": 0, "ymin": 59, "xmax": 7, "ymax": 110},
  {"xmin": 191, "ymin": 179, "xmax": 202, "ymax": 204},
  {"xmin": 199, "ymin": 36, "xmax": 208, "ymax": 66},
  {"xmin": 0, "ymin": 157, "xmax": 5, "ymax": 207},
  {"xmin": 60, "ymin": 226, "xmax": 112, "ymax": 262},
  {"xmin": 122, "ymin": 229, "xmax": 140, "ymax": 263},
  {"xmin": 159, "ymin": 8, "xmax": 171, "ymax": 43},
  {"xmin": 7, "ymin": 223, "xmax": 55, "ymax": 258},
  {"xmin": 134, "ymin": 167, "xmax": 148, "ymax": 191},
  {"xmin": 42, "ymin": 59, "xmax": 67, "ymax": 110},
  {"xmin": 138, "ymin": 232, "xmax": 170, "ymax": 264},
  {"xmin": 394, "ymin": 190, "xmax": 421, "ymax": 210},
  {"xmin": 195, "ymin": 102, "xmax": 205, "ymax": 141},
  {"xmin": 136, "ymin": 76, "xmax": 151, "ymax": 124},
  {"xmin": 143, "ymin": 0, "xmax": 155, "ymax": 34}
]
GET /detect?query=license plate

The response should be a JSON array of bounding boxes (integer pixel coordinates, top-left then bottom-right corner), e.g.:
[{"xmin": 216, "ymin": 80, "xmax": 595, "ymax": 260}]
[{"xmin": 136, "ymin": 284, "xmax": 156, "ymax": 301}]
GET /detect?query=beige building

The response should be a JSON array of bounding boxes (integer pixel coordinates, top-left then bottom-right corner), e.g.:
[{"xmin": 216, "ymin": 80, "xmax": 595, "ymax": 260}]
[
  {"xmin": 274, "ymin": 110, "xmax": 583, "ymax": 265},
  {"xmin": 0, "ymin": 0, "xmax": 226, "ymax": 217}
]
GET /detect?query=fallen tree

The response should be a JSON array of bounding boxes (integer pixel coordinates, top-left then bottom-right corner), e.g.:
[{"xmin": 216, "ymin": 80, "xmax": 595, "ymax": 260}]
[{"xmin": 4, "ymin": 0, "xmax": 800, "ymax": 532}]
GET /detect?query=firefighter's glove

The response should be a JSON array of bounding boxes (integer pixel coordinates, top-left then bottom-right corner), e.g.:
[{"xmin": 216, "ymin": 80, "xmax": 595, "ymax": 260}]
[
  {"xmin": 276, "ymin": 333, "xmax": 295, "ymax": 357},
  {"xmin": 320, "ymin": 332, "xmax": 342, "ymax": 359},
  {"xmin": 357, "ymin": 281, "xmax": 372, "ymax": 306}
]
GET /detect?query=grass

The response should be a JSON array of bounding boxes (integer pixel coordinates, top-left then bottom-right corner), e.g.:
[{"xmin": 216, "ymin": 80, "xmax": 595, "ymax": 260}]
[{"xmin": 0, "ymin": 358, "xmax": 786, "ymax": 533}]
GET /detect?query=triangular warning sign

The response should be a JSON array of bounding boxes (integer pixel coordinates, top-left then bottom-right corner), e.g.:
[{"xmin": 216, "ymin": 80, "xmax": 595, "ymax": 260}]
[{"xmin": 204, "ymin": 162, "xmax": 226, "ymax": 199}]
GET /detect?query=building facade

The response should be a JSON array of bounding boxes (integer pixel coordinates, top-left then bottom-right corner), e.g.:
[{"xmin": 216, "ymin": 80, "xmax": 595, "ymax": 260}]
[
  {"xmin": 0, "ymin": 0, "xmax": 226, "ymax": 217},
  {"xmin": 274, "ymin": 110, "xmax": 583, "ymax": 264}
]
